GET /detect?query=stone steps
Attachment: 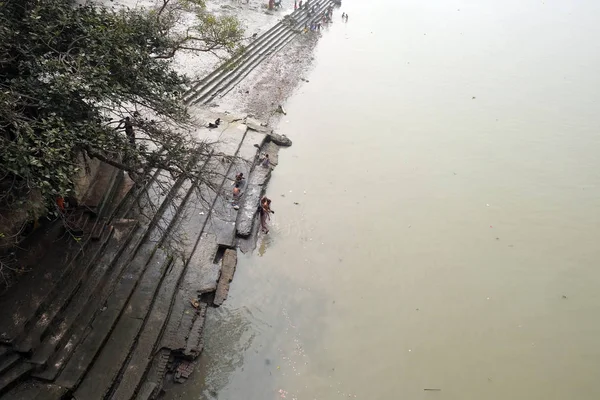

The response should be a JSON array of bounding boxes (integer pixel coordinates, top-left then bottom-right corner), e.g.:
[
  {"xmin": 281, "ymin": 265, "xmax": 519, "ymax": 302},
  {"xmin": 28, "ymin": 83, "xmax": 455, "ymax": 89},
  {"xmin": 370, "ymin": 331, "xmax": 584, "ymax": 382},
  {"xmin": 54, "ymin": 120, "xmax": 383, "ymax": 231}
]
[
  {"xmin": 39, "ymin": 167, "xmax": 200, "ymax": 395},
  {"xmin": 15, "ymin": 223, "xmax": 115, "ymax": 354},
  {"xmin": 0, "ymin": 122, "xmax": 261, "ymax": 398},
  {"xmin": 108, "ymin": 259, "xmax": 186, "ymax": 400},
  {"xmin": 0, "ymin": 216, "xmax": 101, "ymax": 345},
  {"xmin": 103, "ymin": 152, "xmax": 226, "ymax": 399},
  {"xmin": 0, "ymin": 353, "xmax": 20, "ymax": 376},
  {"xmin": 71, "ymin": 249, "xmax": 173, "ymax": 400},
  {"xmin": 109, "ymin": 168, "xmax": 161, "ymax": 222},
  {"xmin": 52, "ymin": 247, "xmax": 169, "ymax": 390},
  {"xmin": 32, "ymin": 226, "xmax": 147, "ymax": 382},
  {"xmin": 28, "ymin": 220, "xmax": 138, "ymax": 369}
]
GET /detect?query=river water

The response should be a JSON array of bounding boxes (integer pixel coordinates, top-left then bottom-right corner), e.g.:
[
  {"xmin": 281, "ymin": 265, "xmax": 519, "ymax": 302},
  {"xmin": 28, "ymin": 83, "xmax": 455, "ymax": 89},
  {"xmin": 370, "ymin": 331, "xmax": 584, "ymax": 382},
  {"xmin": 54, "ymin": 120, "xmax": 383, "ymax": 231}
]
[{"xmin": 165, "ymin": 1, "xmax": 600, "ymax": 399}]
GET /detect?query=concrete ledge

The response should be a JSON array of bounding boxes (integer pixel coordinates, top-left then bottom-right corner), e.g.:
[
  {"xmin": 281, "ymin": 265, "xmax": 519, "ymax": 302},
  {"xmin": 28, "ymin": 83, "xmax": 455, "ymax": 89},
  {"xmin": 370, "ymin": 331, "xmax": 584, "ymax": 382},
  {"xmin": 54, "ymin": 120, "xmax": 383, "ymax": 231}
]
[{"xmin": 214, "ymin": 249, "xmax": 237, "ymax": 306}]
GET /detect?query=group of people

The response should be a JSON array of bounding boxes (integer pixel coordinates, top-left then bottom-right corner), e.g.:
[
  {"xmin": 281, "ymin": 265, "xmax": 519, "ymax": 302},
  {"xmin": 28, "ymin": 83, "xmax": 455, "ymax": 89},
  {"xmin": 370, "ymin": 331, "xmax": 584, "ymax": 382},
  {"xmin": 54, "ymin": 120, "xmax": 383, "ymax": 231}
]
[
  {"xmin": 302, "ymin": 5, "xmax": 338, "ymax": 32},
  {"xmin": 341, "ymin": 12, "xmax": 349, "ymax": 21}
]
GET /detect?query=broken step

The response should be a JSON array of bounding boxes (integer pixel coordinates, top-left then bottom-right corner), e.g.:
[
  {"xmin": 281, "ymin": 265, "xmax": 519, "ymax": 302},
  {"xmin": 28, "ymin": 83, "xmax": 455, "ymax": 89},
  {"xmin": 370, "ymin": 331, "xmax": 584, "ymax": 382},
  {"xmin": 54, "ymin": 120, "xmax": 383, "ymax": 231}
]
[
  {"xmin": 27, "ymin": 220, "xmax": 138, "ymax": 364},
  {"xmin": 70, "ymin": 249, "xmax": 173, "ymax": 399}
]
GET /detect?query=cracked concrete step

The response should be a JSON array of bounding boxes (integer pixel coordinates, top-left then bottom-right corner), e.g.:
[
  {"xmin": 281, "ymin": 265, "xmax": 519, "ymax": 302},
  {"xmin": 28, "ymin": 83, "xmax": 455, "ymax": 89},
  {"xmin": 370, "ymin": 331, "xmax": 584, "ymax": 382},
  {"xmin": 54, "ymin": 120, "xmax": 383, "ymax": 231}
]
[
  {"xmin": 0, "ymin": 359, "xmax": 32, "ymax": 396},
  {"xmin": 53, "ymin": 246, "xmax": 168, "ymax": 390},
  {"xmin": 2, "ymin": 381, "xmax": 67, "ymax": 400},
  {"xmin": 71, "ymin": 250, "xmax": 173, "ymax": 400},
  {"xmin": 109, "ymin": 259, "xmax": 185, "ymax": 400},
  {"xmin": 15, "ymin": 224, "xmax": 114, "ymax": 353},
  {"xmin": 28, "ymin": 220, "xmax": 138, "ymax": 367},
  {"xmin": 0, "ymin": 221, "xmax": 101, "ymax": 345}
]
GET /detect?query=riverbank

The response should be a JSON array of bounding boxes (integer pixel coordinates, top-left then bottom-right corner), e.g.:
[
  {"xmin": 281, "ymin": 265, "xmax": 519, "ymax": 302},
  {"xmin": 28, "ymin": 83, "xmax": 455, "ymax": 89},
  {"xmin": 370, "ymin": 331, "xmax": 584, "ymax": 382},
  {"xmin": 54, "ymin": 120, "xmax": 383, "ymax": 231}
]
[{"xmin": 0, "ymin": 0, "xmax": 334, "ymax": 398}]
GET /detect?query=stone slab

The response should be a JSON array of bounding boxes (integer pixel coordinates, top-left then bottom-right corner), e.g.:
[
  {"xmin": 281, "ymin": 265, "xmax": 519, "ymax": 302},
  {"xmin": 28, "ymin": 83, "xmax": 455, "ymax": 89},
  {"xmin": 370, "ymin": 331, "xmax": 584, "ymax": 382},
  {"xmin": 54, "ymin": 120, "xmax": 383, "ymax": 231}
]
[
  {"xmin": 215, "ymin": 122, "xmax": 247, "ymax": 156},
  {"xmin": 235, "ymin": 183, "xmax": 265, "ymax": 237},
  {"xmin": 214, "ymin": 249, "xmax": 237, "ymax": 306},
  {"xmin": 182, "ymin": 233, "xmax": 220, "ymax": 295}
]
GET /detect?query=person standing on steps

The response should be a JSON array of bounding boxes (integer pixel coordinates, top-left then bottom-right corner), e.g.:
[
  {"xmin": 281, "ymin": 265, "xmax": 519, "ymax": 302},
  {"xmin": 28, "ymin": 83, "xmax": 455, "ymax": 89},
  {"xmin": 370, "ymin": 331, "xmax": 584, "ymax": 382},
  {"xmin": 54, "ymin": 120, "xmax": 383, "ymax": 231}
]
[
  {"xmin": 294, "ymin": 0, "xmax": 297, "ymax": 9},
  {"xmin": 299, "ymin": 0, "xmax": 303, "ymax": 10}
]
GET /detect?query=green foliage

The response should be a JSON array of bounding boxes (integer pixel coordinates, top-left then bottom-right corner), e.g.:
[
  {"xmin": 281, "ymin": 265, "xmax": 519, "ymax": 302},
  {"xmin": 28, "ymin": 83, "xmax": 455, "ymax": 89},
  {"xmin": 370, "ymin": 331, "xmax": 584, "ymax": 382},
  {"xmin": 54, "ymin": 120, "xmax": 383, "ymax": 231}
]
[{"xmin": 0, "ymin": 0, "xmax": 243, "ymax": 216}]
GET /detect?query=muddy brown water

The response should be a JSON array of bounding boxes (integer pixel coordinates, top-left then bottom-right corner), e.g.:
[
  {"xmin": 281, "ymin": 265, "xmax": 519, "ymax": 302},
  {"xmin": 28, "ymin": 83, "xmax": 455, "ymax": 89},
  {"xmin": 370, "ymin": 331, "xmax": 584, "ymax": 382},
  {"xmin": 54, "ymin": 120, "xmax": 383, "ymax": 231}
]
[{"xmin": 164, "ymin": 1, "xmax": 600, "ymax": 399}]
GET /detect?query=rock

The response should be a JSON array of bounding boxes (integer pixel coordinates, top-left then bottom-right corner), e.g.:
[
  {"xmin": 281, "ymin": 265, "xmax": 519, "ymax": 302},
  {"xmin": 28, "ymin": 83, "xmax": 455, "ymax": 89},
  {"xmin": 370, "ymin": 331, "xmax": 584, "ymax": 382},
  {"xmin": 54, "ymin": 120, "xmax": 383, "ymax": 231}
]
[{"xmin": 268, "ymin": 131, "xmax": 292, "ymax": 146}]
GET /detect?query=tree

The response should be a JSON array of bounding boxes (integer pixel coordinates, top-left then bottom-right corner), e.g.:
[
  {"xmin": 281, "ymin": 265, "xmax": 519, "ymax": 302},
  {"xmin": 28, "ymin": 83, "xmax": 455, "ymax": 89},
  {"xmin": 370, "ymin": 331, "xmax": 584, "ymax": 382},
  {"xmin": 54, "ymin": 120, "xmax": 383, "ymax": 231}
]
[{"xmin": 0, "ymin": 0, "xmax": 244, "ymax": 240}]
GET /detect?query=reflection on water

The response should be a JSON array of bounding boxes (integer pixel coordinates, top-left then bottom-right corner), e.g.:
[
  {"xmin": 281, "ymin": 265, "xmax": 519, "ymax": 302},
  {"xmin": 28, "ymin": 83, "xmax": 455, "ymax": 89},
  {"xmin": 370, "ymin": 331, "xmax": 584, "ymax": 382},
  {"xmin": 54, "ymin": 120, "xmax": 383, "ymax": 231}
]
[{"xmin": 164, "ymin": 0, "xmax": 600, "ymax": 399}]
